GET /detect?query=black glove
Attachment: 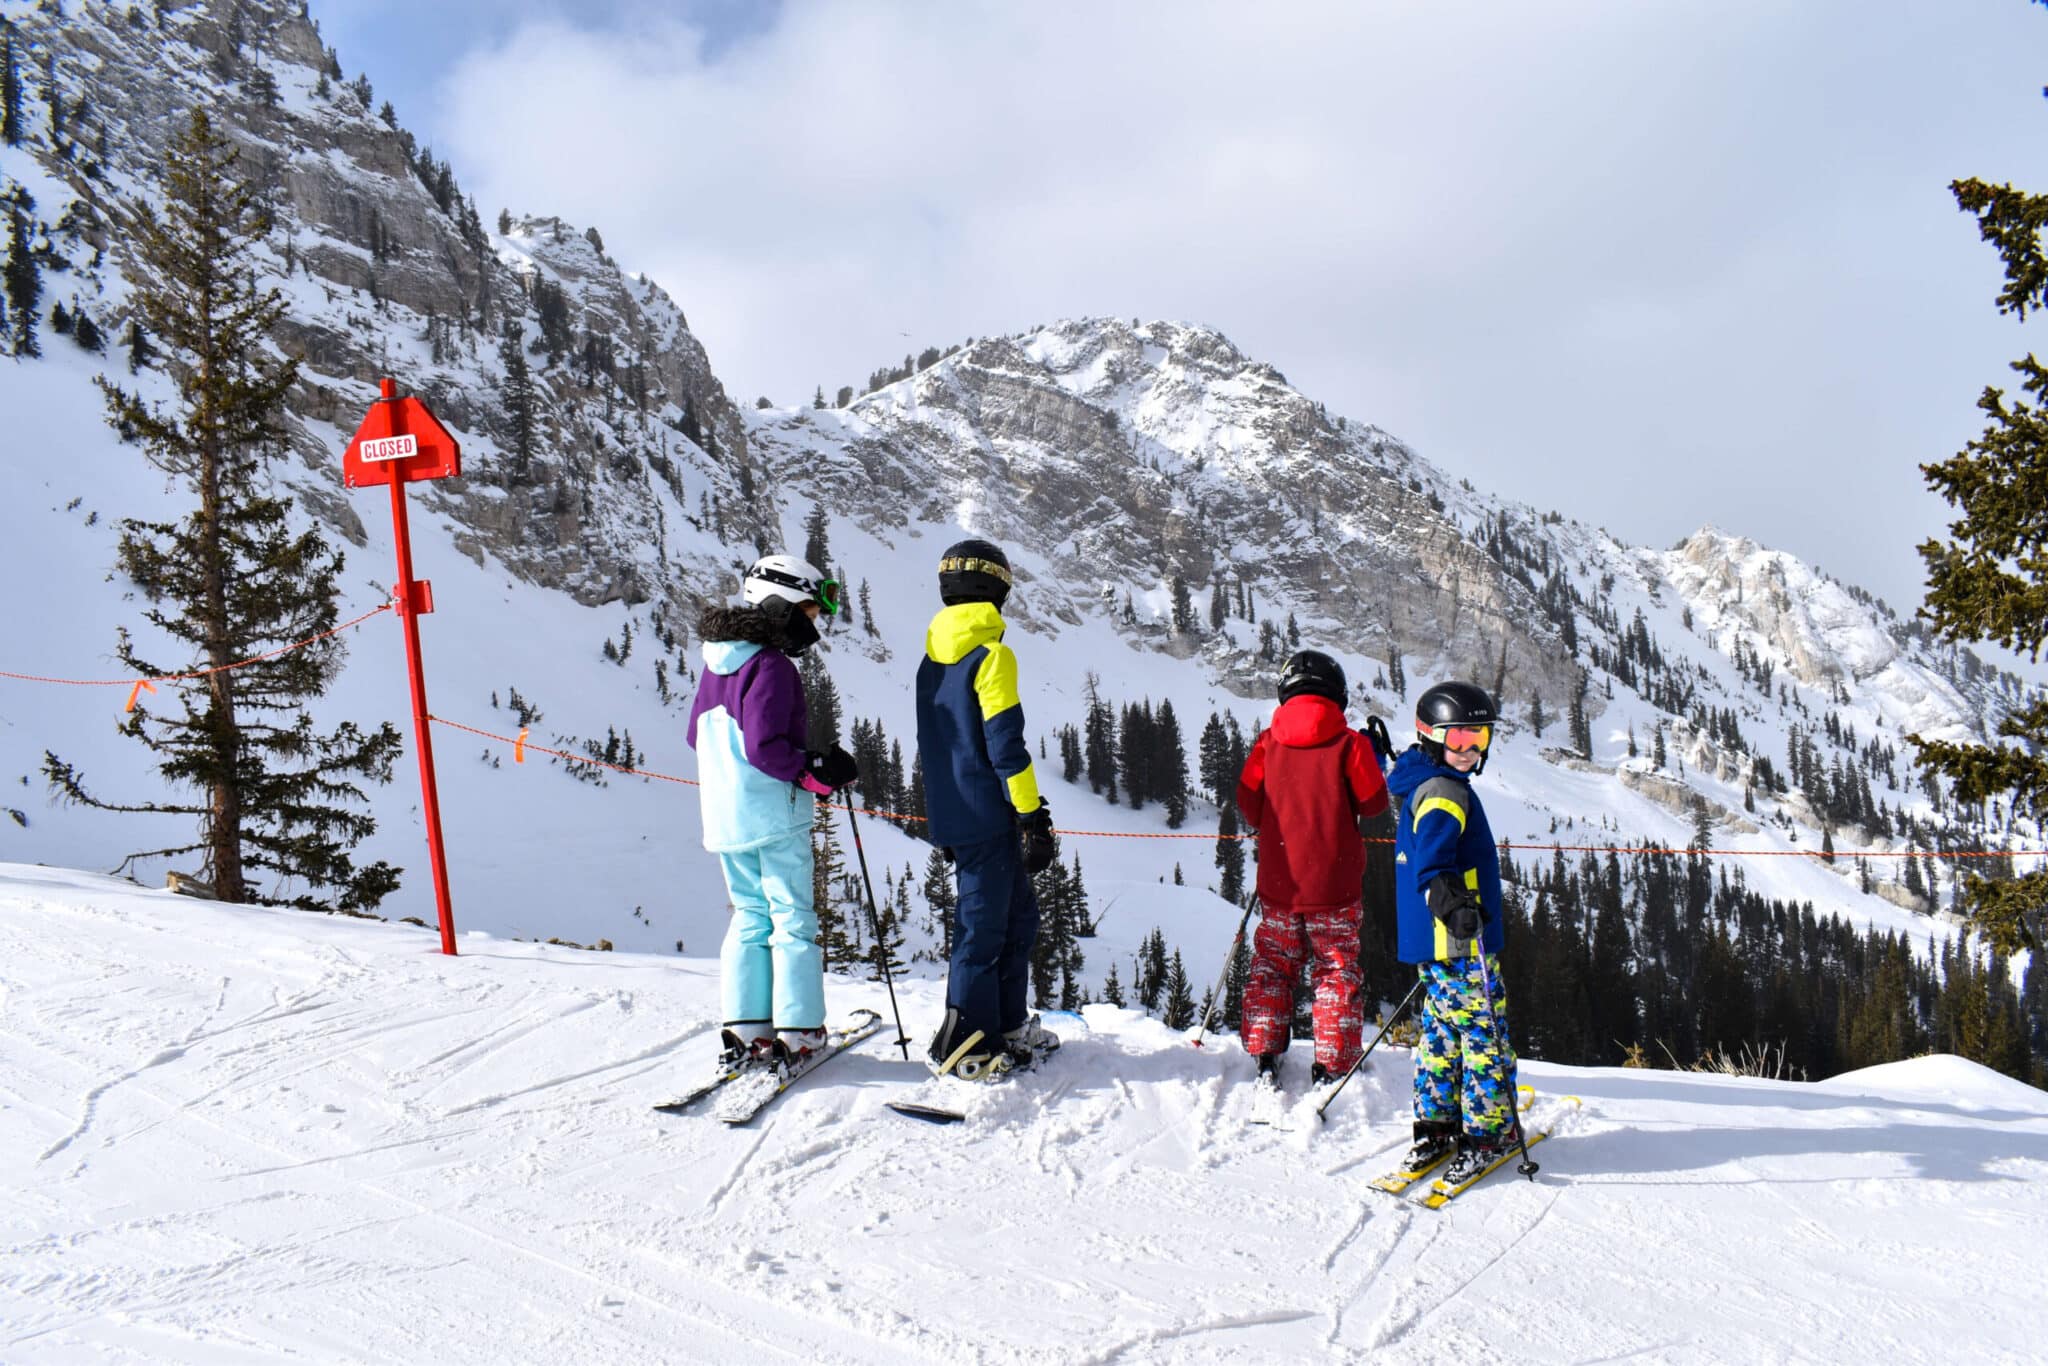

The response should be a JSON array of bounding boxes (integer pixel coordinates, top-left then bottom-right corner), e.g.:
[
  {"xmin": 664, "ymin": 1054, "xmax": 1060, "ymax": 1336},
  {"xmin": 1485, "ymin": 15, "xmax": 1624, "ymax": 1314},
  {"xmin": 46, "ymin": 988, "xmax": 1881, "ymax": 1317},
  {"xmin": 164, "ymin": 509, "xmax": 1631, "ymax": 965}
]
[
  {"xmin": 1019, "ymin": 803, "xmax": 1058, "ymax": 875},
  {"xmin": 1363, "ymin": 716, "xmax": 1394, "ymax": 768},
  {"xmin": 1426, "ymin": 873, "xmax": 1483, "ymax": 943},
  {"xmin": 804, "ymin": 745, "xmax": 859, "ymax": 791}
]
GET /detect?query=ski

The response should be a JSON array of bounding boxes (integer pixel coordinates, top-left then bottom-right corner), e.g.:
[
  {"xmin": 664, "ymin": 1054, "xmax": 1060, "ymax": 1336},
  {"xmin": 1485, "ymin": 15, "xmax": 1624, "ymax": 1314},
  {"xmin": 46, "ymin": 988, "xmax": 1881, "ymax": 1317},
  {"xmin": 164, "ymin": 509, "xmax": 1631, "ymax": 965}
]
[
  {"xmin": 1248, "ymin": 1072, "xmax": 1291, "ymax": 1127},
  {"xmin": 887, "ymin": 1021, "xmax": 1072, "ymax": 1125},
  {"xmin": 885, "ymin": 1101, "xmax": 967, "ymax": 1125},
  {"xmin": 1419, "ymin": 1130, "xmax": 1551, "ymax": 1208},
  {"xmin": 1367, "ymin": 1145, "xmax": 1458, "ymax": 1196},
  {"xmin": 714, "ymin": 1009, "xmax": 883, "ymax": 1125},
  {"xmin": 651, "ymin": 1030, "xmax": 763, "ymax": 1114},
  {"xmin": 1366, "ymin": 1087, "xmax": 1542, "ymax": 1195}
]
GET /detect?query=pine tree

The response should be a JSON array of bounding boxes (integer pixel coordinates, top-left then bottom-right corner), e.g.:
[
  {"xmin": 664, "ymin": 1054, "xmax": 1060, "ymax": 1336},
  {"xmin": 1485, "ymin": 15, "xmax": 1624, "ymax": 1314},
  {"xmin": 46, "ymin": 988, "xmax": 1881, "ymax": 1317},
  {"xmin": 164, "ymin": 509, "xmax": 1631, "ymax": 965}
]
[
  {"xmin": 0, "ymin": 27, "xmax": 20, "ymax": 148},
  {"xmin": 870, "ymin": 876, "xmax": 908, "ymax": 984},
  {"xmin": 1215, "ymin": 801, "xmax": 1246, "ymax": 904},
  {"xmin": 1101, "ymin": 961, "xmax": 1126, "ymax": 1008},
  {"xmin": 802, "ymin": 501, "xmax": 830, "ymax": 571},
  {"xmin": 1059, "ymin": 723, "xmax": 1083, "ymax": 784},
  {"xmin": 1387, "ymin": 643, "xmax": 1406, "ymax": 699},
  {"xmin": 43, "ymin": 110, "xmax": 401, "ymax": 910},
  {"xmin": 1137, "ymin": 928, "xmax": 1168, "ymax": 1012},
  {"xmin": 498, "ymin": 323, "xmax": 536, "ymax": 482},
  {"xmin": 1689, "ymin": 796, "xmax": 1713, "ymax": 851},
  {"xmin": 71, "ymin": 306, "xmax": 102, "ymax": 353},
  {"xmin": 1222, "ymin": 936, "xmax": 1251, "ymax": 1030},
  {"xmin": 1030, "ymin": 857, "xmax": 1070, "ymax": 1008},
  {"xmin": 800, "ymin": 651, "xmax": 841, "ymax": 747},
  {"xmin": 4, "ymin": 181, "xmax": 41, "ymax": 358},
  {"xmin": 812, "ymin": 800, "xmax": 853, "ymax": 967},
  {"xmin": 1208, "ymin": 576, "xmax": 1226, "ymax": 632},
  {"xmin": 1170, "ymin": 574, "xmax": 1194, "ymax": 634},
  {"xmin": 1156, "ymin": 698, "xmax": 1189, "ymax": 828},
  {"xmin": 1083, "ymin": 675, "xmax": 1117, "ymax": 801},
  {"xmin": 1909, "ymin": 151, "xmax": 2048, "ymax": 951},
  {"xmin": 1119, "ymin": 701, "xmax": 1153, "ymax": 808},
  {"xmin": 922, "ymin": 846, "xmax": 956, "ymax": 959},
  {"xmin": 1529, "ymin": 691, "xmax": 1547, "ymax": 739},
  {"xmin": 1568, "ymin": 677, "xmax": 1591, "ymax": 759},
  {"xmin": 1161, "ymin": 951, "xmax": 1196, "ymax": 1029},
  {"xmin": 1198, "ymin": 710, "xmax": 1231, "ymax": 807}
]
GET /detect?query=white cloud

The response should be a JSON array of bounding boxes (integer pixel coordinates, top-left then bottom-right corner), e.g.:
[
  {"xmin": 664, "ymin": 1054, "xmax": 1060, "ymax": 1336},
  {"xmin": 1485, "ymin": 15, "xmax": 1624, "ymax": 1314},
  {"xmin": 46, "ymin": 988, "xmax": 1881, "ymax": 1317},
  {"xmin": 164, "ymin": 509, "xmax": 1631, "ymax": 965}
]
[{"xmin": 437, "ymin": 0, "xmax": 2048, "ymax": 622}]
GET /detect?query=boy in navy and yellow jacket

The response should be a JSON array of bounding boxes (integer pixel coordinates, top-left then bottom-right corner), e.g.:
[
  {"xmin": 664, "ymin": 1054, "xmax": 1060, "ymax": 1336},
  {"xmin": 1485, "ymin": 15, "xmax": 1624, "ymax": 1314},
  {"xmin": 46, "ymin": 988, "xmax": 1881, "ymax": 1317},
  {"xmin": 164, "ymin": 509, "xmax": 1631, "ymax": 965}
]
[
  {"xmin": 915, "ymin": 538, "xmax": 1059, "ymax": 1081},
  {"xmin": 1387, "ymin": 680, "xmax": 1519, "ymax": 1187}
]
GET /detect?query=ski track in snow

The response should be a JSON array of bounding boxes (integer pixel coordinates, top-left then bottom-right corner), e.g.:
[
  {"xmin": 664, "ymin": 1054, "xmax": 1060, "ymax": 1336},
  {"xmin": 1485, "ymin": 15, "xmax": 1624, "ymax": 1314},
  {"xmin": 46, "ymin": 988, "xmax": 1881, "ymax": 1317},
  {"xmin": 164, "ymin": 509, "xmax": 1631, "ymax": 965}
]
[{"xmin": 4, "ymin": 867, "xmax": 2048, "ymax": 1363}]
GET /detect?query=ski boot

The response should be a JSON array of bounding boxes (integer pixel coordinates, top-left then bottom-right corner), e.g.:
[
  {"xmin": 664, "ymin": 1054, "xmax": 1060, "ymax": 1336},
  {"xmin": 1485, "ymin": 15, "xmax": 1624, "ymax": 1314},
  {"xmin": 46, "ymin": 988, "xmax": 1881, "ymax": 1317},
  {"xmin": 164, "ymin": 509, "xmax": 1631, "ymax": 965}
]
[
  {"xmin": 1003, "ymin": 1014, "xmax": 1061, "ymax": 1067},
  {"xmin": 718, "ymin": 1021, "xmax": 776, "ymax": 1074},
  {"xmin": 1399, "ymin": 1120, "xmax": 1460, "ymax": 1175},
  {"xmin": 929, "ymin": 1007, "xmax": 1015, "ymax": 1083},
  {"xmin": 1439, "ymin": 1125, "xmax": 1522, "ymax": 1187},
  {"xmin": 775, "ymin": 1027, "xmax": 829, "ymax": 1067}
]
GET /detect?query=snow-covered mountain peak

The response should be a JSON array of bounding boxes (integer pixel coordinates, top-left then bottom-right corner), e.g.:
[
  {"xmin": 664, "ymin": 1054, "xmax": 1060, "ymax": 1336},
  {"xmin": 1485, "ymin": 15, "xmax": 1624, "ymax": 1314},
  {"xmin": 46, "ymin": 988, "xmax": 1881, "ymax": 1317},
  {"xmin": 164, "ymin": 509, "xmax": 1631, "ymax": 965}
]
[
  {"xmin": 1656, "ymin": 526, "xmax": 1990, "ymax": 742},
  {"xmin": 749, "ymin": 315, "xmax": 1581, "ymax": 705}
]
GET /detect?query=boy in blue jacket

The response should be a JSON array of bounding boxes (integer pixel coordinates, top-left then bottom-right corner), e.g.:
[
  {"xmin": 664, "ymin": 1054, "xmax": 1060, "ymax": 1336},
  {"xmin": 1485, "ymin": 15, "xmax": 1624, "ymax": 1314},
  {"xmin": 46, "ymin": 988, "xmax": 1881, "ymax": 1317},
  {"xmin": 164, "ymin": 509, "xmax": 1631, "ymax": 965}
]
[
  {"xmin": 1386, "ymin": 680, "xmax": 1518, "ymax": 1185},
  {"xmin": 914, "ymin": 538, "xmax": 1059, "ymax": 1081}
]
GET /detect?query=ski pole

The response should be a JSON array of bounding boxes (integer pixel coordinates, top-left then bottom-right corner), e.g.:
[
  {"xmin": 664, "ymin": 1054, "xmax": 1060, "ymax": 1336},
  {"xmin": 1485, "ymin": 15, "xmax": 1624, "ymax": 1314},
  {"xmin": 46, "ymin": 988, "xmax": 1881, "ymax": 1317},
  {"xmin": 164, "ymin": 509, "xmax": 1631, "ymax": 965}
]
[
  {"xmin": 1314, "ymin": 972, "xmax": 1424, "ymax": 1123},
  {"xmin": 1189, "ymin": 896, "xmax": 1258, "ymax": 1047},
  {"xmin": 843, "ymin": 797, "xmax": 912, "ymax": 1060},
  {"xmin": 1477, "ymin": 951, "xmax": 1539, "ymax": 1179}
]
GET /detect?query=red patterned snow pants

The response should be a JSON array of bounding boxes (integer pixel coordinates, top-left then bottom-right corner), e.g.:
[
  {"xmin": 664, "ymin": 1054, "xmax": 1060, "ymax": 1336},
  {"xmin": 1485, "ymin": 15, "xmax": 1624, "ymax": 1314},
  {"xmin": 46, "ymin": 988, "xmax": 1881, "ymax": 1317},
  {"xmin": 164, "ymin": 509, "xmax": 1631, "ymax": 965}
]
[{"xmin": 1238, "ymin": 901, "xmax": 1363, "ymax": 1072}]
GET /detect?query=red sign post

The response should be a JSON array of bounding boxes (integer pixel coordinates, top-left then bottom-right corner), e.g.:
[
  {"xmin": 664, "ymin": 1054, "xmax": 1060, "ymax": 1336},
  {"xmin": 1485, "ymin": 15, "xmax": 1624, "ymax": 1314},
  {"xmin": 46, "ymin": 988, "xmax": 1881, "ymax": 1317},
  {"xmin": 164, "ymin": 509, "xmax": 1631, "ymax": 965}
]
[{"xmin": 345, "ymin": 378, "xmax": 462, "ymax": 954}]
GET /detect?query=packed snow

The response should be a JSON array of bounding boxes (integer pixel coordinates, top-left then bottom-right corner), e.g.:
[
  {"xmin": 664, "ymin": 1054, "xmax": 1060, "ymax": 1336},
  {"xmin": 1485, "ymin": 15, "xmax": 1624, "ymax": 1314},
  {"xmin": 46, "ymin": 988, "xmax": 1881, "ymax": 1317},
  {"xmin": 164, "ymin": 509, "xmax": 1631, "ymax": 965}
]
[{"xmin": 3, "ymin": 865, "xmax": 2045, "ymax": 1363}]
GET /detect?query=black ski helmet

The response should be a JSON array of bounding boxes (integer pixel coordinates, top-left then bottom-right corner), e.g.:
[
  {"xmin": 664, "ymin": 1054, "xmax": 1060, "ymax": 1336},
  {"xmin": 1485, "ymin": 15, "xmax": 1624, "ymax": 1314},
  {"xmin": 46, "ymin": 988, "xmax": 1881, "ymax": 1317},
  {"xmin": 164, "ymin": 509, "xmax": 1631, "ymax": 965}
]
[
  {"xmin": 1278, "ymin": 649, "xmax": 1346, "ymax": 705},
  {"xmin": 1415, "ymin": 680, "xmax": 1499, "ymax": 771},
  {"xmin": 938, "ymin": 538, "xmax": 1013, "ymax": 607}
]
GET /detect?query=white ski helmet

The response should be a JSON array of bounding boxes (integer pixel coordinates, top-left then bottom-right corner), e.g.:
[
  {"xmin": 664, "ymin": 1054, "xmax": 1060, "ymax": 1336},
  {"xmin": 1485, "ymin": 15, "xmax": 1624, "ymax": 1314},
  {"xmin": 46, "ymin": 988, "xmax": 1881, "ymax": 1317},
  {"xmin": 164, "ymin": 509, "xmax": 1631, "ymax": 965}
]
[{"xmin": 742, "ymin": 554, "xmax": 838, "ymax": 615}]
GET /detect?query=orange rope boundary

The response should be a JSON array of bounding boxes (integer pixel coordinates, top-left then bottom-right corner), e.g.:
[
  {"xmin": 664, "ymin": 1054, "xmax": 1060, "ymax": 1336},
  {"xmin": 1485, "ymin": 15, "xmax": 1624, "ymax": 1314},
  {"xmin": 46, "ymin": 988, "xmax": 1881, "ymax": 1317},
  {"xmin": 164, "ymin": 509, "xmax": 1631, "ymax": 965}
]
[
  {"xmin": 0, "ymin": 602, "xmax": 394, "ymax": 688},
  {"xmin": 428, "ymin": 714, "xmax": 2040, "ymax": 863}
]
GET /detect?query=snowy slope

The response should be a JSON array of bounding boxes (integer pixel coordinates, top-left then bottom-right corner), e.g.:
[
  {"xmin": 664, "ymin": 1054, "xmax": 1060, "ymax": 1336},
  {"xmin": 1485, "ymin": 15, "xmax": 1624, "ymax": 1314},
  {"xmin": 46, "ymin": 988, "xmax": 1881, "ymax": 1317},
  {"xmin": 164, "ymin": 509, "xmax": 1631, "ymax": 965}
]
[{"xmin": 4, "ymin": 866, "xmax": 2045, "ymax": 1364}]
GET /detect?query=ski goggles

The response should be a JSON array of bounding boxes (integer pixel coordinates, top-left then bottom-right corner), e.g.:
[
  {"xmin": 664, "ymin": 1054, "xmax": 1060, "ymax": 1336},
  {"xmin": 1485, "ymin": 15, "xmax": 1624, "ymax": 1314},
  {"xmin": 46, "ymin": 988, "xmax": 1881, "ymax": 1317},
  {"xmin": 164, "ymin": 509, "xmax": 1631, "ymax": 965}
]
[
  {"xmin": 938, "ymin": 554, "xmax": 1013, "ymax": 587},
  {"xmin": 752, "ymin": 566, "xmax": 843, "ymax": 616},
  {"xmin": 1419, "ymin": 721, "xmax": 1491, "ymax": 754}
]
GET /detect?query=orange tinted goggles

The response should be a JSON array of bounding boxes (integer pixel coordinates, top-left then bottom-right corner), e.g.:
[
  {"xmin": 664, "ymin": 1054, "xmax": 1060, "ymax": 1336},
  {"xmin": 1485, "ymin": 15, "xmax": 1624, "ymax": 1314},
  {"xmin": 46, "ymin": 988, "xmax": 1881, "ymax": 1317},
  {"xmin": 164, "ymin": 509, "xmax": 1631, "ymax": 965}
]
[{"xmin": 1421, "ymin": 722, "xmax": 1492, "ymax": 754}]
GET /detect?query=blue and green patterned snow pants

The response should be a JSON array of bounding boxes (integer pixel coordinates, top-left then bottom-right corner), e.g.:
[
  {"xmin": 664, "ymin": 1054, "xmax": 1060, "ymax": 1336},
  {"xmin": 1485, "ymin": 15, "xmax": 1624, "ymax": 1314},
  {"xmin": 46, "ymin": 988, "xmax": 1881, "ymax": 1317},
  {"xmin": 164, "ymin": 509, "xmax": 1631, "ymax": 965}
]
[{"xmin": 1413, "ymin": 955, "xmax": 1518, "ymax": 1141}]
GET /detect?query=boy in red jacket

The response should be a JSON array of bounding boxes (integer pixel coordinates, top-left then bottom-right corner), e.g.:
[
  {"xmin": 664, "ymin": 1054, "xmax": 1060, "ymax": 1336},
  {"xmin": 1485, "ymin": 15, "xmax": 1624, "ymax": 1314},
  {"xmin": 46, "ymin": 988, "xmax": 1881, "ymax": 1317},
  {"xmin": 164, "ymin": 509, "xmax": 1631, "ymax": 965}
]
[{"xmin": 1236, "ymin": 650, "xmax": 1391, "ymax": 1084}]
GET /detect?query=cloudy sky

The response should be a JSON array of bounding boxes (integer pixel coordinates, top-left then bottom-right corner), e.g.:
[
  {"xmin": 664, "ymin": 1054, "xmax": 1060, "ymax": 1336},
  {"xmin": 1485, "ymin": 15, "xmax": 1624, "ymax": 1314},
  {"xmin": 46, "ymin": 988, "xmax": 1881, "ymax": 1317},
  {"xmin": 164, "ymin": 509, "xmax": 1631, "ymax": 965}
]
[{"xmin": 324, "ymin": 0, "xmax": 2047, "ymax": 636}]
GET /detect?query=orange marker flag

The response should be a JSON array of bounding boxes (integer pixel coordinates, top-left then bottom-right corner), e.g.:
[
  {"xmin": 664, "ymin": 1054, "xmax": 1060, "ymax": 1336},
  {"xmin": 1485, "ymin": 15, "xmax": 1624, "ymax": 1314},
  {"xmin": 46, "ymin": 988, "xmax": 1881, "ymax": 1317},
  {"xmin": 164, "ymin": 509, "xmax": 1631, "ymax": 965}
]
[
  {"xmin": 125, "ymin": 679, "xmax": 156, "ymax": 713},
  {"xmin": 515, "ymin": 727, "xmax": 529, "ymax": 764}
]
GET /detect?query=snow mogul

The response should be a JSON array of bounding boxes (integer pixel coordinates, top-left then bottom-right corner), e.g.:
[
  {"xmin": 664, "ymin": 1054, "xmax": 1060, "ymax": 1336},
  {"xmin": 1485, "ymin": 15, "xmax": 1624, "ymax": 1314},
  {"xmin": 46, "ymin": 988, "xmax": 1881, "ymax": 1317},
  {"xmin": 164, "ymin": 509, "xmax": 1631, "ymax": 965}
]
[
  {"xmin": 1386, "ymin": 680, "xmax": 1522, "ymax": 1187},
  {"xmin": 915, "ymin": 538, "xmax": 1060, "ymax": 1081},
  {"xmin": 686, "ymin": 554, "xmax": 859, "ymax": 1073},
  {"xmin": 1234, "ymin": 649, "xmax": 1391, "ymax": 1087}
]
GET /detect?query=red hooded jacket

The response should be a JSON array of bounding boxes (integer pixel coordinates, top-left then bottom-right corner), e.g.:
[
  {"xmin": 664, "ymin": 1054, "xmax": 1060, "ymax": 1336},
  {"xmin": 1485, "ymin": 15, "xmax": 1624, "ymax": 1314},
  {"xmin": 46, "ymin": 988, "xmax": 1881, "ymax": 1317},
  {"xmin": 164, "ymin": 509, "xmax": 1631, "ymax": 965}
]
[{"xmin": 1236, "ymin": 695, "xmax": 1390, "ymax": 908}]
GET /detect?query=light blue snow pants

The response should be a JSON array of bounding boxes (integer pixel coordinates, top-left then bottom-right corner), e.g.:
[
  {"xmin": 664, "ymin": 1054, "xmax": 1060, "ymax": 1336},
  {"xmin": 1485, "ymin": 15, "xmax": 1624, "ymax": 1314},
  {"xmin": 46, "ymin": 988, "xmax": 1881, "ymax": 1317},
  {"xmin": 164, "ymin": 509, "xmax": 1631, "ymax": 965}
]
[{"xmin": 718, "ymin": 830, "xmax": 823, "ymax": 1030}]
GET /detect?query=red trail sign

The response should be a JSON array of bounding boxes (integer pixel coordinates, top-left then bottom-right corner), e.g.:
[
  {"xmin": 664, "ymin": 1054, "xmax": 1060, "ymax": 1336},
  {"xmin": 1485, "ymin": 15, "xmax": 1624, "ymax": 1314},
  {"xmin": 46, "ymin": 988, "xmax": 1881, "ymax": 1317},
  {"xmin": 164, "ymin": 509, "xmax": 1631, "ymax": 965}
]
[{"xmin": 345, "ymin": 378, "xmax": 460, "ymax": 954}]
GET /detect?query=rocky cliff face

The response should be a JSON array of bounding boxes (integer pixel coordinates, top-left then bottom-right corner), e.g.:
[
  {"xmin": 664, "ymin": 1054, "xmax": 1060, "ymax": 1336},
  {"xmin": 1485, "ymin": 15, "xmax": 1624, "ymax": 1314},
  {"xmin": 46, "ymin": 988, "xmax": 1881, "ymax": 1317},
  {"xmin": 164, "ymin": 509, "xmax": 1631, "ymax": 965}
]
[
  {"xmin": 747, "ymin": 318, "xmax": 1586, "ymax": 705},
  {"xmin": 16, "ymin": 0, "xmax": 763, "ymax": 616}
]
